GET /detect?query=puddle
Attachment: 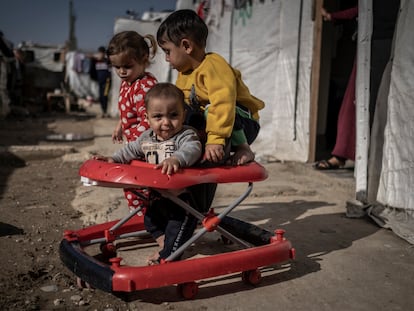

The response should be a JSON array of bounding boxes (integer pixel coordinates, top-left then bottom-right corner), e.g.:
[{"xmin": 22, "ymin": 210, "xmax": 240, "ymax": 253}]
[{"xmin": 46, "ymin": 133, "xmax": 94, "ymax": 142}]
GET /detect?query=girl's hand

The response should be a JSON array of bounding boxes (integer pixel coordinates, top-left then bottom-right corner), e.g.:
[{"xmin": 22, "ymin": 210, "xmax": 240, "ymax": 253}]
[
  {"xmin": 155, "ymin": 157, "xmax": 181, "ymax": 175},
  {"xmin": 204, "ymin": 144, "xmax": 225, "ymax": 163},
  {"xmin": 112, "ymin": 121, "xmax": 123, "ymax": 144}
]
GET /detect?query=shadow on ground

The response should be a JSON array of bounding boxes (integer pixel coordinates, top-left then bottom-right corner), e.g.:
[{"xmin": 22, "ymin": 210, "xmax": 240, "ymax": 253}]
[
  {"xmin": 112, "ymin": 199, "xmax": 378, "ymax": 303},
  {"xmin": 0, "ymin": 112, "xmax": 96, "ymax": 201}
]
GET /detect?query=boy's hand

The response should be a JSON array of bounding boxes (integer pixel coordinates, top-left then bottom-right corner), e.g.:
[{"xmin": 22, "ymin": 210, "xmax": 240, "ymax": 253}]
[
  {"xmin": 93, "ymin": 155, "xmax": 115, "ymax": 163},
  {"xmin": 155, "ymin": 157, "xmax": 181, "ymax": 175},
  {"xmin": 204, "ymin": 144, "xmax": 225, "ymax": 163}
]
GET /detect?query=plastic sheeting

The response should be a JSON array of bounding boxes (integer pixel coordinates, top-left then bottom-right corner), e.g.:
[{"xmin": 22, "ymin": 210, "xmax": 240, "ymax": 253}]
[
  {"xmin": 65, "ymin": 51, "xmax": 99, "ymax": 99},
  {"xmin": 203, "ymin": 0, "xmax": 314, "ymax": 162},
  {"xmin": 359, "ymin": 0, "xmax": 414, "ymax": 244},
  {"xmin": 377, "ymin": 0, "xmax": 414, "ymax": 211},
  {"xmin": 20, "ymin": 44, "xmax": 65, "ymax": 72}
]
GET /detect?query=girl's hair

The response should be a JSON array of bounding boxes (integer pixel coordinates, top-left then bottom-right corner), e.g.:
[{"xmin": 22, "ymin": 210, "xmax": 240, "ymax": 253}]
[
  {"xmin": 107, "ymin": 31, "xmax": 157, "ymax": 65},
  {"xmin": 144, "ymin": 83, "xmax": 185, "ymax": 110},
  {"xmin": 157, "ymin": 9, "xmax": 208, "ymax": 48}
]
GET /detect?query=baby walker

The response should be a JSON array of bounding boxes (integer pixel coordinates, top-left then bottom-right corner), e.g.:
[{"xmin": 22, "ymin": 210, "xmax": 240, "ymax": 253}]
[{"xmin": 59, "ymin": 159, "xmax": 295, "ymax": 299}]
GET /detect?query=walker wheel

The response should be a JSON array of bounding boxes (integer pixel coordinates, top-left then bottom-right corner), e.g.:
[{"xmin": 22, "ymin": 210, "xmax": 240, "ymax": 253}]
[
  {"xmin": 100, "ymin": 242, "xmax": 116, "ymax": 258},
  {"xmin": 242, "ymin": 269, "xmax": 262, "ymax": 286},
  {"xmin": 177, "ymin": 282, "xmax": 199, "ymax": 299}
]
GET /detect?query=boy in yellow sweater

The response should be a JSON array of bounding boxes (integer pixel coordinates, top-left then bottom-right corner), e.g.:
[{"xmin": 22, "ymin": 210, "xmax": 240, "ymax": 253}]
[{"xmin": 157, "ymin": 9, "xmax": 265, "ymax": 165}]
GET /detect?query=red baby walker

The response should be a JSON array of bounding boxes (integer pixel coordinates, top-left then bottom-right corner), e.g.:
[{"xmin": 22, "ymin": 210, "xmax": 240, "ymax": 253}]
[{"xmin": 59, "ymin": 159, "xmax": 295, "ymax": 299}]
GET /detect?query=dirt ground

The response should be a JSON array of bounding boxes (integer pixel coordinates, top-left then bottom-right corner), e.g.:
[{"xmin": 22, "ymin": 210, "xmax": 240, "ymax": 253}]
[{"xmin": 1, "ymin": 106, "xmax": 413, "ymax": 311}]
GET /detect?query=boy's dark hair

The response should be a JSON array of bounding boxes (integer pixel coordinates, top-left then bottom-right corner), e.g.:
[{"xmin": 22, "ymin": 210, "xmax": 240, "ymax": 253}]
[
  {"xmin": 157, "ymin": 9, "xmax": 208, "ymax": 48},
  {"xmin": 144, "ymin": 83, "xmax": 185, "ymax": 110}
]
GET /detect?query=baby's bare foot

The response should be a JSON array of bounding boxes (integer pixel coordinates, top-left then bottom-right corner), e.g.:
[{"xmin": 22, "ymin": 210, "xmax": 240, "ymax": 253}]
[{"xmin": 146, "ymin": 235, "xmax": 165, "ymax": 265}]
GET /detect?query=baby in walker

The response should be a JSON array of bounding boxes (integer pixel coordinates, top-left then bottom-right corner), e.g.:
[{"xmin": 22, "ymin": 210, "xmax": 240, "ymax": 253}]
[{"xmin": 95, "ymin": 83, "xmax": 202, "ymax": 264}]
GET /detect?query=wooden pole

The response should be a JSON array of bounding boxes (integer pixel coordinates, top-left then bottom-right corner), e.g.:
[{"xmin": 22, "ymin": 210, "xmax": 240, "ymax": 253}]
[{"xmin": 308, "ymin": 0, "xmax": 324, "ymax": 162}]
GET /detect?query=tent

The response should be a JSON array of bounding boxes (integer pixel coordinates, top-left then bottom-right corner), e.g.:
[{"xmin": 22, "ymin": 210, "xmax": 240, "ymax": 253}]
[
  {"xmin": 17, "ymin": 42, "xmax": 66, "ymax": 100},
  {"xmin": 65, "ymin": 51, "xmax": 99, "ymax": 100},
  {"xmin": 363, "ymin": 0, "xmax": 414, "ymax": 244},
  {"xmin": 109, "ymin": 0, "xmax": 414, "ymax": 244}
]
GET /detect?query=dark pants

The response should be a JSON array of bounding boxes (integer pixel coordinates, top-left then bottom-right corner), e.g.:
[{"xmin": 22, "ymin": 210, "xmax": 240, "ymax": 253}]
[
  {"xmin": 98, "ymin": 80, "xmax": 109, "ymax": 114},
  {"xmin": 144, "ymin": 192, "xmax": 198, "ymax": 260}
]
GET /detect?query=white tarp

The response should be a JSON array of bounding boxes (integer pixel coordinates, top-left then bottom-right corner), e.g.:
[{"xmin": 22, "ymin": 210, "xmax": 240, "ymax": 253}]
[
  {"xmin": 19, "ymin": 43, "xmax": 65, "ymax": 72},
  {"xmin": 364, "ymin": 0, "xmax": 414, "ymax": 244},
  {"xmin": 377, "ymin": 0, "xmax": 414, "ymax": 211},
  {"xmin": 194, "ymin": 0, "xmax": 314, "ymax": 162},
  {"xmin": 65, "ymin": 51, "xmax": 99, "ymax": 99}
]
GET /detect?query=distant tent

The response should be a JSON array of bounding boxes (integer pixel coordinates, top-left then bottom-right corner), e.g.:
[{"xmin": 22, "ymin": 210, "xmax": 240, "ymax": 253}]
[
  {"xmin": 65, "ymin": 51, "xmax": 99, "ymax": 100},
  {"xmin": 18, "ymin": 42, "xmax": 66, "ymax": 102}
]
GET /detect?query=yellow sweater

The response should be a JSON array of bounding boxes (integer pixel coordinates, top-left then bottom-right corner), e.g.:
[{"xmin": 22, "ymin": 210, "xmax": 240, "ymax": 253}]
[{"xmin": 176, "ymin": 53, "xmax": 265, "ymax": 145}]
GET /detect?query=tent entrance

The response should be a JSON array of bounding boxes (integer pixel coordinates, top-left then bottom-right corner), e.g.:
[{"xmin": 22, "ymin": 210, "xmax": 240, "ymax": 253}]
[{"xmin": 315, "ymin": 0, "xmax": 357, "ymax": 162}]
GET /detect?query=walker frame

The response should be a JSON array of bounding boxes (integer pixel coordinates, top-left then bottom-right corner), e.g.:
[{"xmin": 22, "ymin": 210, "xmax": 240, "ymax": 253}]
[{"xmin": 59, "ymin": 159, "xmax": 295, "ymax": 298}]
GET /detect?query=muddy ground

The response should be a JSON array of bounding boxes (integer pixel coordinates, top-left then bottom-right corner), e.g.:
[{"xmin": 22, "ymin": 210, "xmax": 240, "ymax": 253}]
[{"xmin": 1, "ymin": 107, "xmax": 413, "ymax": 311}]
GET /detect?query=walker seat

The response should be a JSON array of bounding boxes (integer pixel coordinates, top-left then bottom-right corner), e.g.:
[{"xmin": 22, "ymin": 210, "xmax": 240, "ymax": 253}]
[{"xmin": 59, "ymin": 159, "xmax": 295, "ymax": 298}]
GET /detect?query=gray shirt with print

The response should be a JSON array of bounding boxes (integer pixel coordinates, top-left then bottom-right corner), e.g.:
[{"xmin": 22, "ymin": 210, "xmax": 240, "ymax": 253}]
[{"xmin": 112, "ymin": 125, "xmax": 202, "ymax": 167}]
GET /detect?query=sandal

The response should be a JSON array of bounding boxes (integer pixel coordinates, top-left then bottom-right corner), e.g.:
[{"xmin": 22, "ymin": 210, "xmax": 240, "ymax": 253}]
[{"xmin": 313, "ymin": 159, "xmax": 343, "ymax": 170}]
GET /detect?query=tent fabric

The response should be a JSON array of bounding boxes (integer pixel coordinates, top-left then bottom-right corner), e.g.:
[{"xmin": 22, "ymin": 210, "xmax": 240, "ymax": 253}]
[
  {"xmin": 376, "ymin": 0, "xmax": 414, "ymax": 211},
  {"xmin": 65, "ymin": 51, "xmax": 99, "ymax": 99},
  {"xmin": 367, "ymin": 61, "xmax": 391, "ymax": 204},
  {"xmin": 363, "ymin": 0, "xmax": 414, "ymax": 244},
  {"xmin": 203, "ymin": 0, "xmax": 314, "ymax": 162},
  {"xmin": 367, "ymin": 204, "xmax": 414, "ymax": 244},
  {"xmin": 20, "ymin": 44, "xmax": 65, "ymax": 72},
  {"xmin": 365, "ymin": 62, "xmax": 414, "ymax": 244}
]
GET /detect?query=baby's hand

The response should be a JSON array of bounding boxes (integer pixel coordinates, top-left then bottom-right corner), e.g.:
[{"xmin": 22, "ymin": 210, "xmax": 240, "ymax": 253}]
[
  {"xmin": 204, "ymin": 144, "xmax": 225, "ymax": 163},
  {"xmin": 155, "ymin": 157, "xmax": 181, "ymax": 175},
  {"xmin": 93, "ymin": 155, "xmax": 115, "ymax": 163}
]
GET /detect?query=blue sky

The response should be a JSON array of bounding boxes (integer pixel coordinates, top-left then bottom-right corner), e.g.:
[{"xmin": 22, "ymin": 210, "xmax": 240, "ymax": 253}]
[{"xmin": 0, "ymin": 0, "xmax": 176, "ymax": 51}]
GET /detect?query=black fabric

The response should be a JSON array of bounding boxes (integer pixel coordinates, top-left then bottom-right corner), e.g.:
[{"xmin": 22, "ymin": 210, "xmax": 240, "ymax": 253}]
[
  {"xmin": 98, "ymin": 79, "xmax": 109, "ymax": 114},
  {"xmin": 372, "ymin": 0, "xmax": 400, "ymax": 40},
  {"xmin": 144, "ymin": 192, "xmax": 198, "ymax": 260},
  {"xmin": 187, "ymin": 183, "xmax": 217, "ymax": 214},
  {"xmin": 369, "ymin": 0, "xmax": 400, "ymax": 127}
]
